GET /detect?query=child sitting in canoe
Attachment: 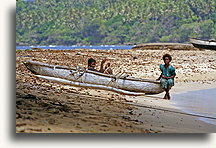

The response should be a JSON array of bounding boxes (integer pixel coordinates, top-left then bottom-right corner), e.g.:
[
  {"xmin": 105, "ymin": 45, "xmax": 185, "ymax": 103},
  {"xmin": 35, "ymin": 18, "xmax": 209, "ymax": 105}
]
[
  {"xmin": 103, "ymin": 62, "xmax": 113, "ymax": 75},
  {"xmin": 156, "ymin": 54, "xmax": 176, "ymax": 100},
  {"xmin": 88, "ymin": 58, "xmax": 113, "ymax": 75}
]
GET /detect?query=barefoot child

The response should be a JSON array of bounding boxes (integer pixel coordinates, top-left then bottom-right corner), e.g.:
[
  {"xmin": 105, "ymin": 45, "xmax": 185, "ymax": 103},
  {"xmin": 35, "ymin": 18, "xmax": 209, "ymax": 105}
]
[{"xmin": 156, "ymin": 54, "xmax": 176, "ymax": 100}]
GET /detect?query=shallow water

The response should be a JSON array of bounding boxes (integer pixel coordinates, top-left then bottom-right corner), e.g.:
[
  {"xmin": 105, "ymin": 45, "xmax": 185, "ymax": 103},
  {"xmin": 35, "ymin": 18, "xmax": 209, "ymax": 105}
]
[
  {"xmin": 16, "ymin": 45, "xmax": 135, "ymax": 50},
  {"xmin": 172, "ymin": 88, "xmax": 216, "ymax": 125}
]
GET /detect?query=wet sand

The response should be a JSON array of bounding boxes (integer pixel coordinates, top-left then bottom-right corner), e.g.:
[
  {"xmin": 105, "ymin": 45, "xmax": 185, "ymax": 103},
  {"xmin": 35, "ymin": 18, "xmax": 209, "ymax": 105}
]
[
  {"xmin": 125, "ymin": 82, "xmax": 216, "ymax": 133},
  {"xmin": 16, "ymin": 48, "xmax": 215, "ymax": 133},
  {"xmin": 172, "ymin": 88, "xmax": 216, "ymax": 125}
]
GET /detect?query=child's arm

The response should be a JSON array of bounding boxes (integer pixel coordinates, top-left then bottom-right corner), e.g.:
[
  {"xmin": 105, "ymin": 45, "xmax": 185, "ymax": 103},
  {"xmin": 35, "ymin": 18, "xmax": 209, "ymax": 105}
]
[
  {"xmin": 156, "ymin": 73, "xmax": 162, "ymax": 81},
  {"xmin": 167, "ymin": 75, "xmax": 176, "ymax": 79},
  {"xmin": 99, "ymin": 58, "xmax": 106, "ymax": 73}
]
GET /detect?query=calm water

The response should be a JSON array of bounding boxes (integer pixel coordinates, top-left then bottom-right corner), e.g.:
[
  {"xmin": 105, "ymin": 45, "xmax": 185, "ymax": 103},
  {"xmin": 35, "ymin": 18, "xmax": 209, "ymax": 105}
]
[
  {"xmin": 172, "ymin": 88, "xmax": 216, "ymax": 125},
  {"xmin": 16, "ymin": 45, "xmax": 135, "ymax": 50}
]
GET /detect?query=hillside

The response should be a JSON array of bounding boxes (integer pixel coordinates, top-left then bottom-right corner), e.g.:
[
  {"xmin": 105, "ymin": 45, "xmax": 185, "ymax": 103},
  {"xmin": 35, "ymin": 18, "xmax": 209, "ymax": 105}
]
[{"xmin": 16, "ymin": 0, "xmax": 216, "ymax": 45}]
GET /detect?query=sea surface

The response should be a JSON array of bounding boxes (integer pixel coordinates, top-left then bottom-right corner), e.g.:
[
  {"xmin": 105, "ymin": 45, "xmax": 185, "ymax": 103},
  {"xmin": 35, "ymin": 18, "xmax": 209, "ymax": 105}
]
[
  {"xmin": 172, "ymin": 88, "xmax": 216, "ymax": 125},
  {"xmin": 16, "ymin": 45, "xmax": 135, "ymax": 50}
]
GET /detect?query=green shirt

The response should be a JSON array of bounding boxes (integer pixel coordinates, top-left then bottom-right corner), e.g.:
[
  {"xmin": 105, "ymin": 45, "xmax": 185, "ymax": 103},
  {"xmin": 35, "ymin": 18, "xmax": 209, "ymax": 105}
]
[{"xmin": 160, "ymin": 64, "xmax": 176, "ymax": 78}]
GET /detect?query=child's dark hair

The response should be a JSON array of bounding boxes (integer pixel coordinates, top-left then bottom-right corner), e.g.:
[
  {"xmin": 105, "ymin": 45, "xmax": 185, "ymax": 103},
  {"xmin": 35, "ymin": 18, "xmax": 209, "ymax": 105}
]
[
  {"xmin": 88, "ymin": 58, "xmax": 96, "ymax": 66},
  {"xmin": 162, "ymin": 54, "xmax": 172, "ymax": 61}
]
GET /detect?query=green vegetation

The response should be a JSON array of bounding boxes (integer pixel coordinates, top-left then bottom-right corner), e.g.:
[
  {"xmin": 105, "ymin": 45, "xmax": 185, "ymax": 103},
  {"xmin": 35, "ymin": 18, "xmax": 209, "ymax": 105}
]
[{"xmin": 16, "ymin": 0, "xmax": 216, "ymax": 45}]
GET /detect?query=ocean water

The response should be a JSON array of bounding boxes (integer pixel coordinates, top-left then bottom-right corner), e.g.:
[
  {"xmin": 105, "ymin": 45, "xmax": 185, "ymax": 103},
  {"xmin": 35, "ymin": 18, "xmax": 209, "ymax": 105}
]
[
  {"xmin": 16, "ymin": 45, "xmax": 135, "ymax": 50},
  {"xmin": 172, "ymin": 88, "xmax": 216, "ymax": 125}
]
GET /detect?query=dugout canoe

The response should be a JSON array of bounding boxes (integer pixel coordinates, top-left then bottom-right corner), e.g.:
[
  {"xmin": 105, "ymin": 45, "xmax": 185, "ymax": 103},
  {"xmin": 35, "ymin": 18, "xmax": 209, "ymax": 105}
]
[
  {"xmin": 24, "ymin": 60, "xmax": 164, "ymax": 96},
  {"xmin": 190, "ymin": 38, "xmax": 216, "ymax": 50}
]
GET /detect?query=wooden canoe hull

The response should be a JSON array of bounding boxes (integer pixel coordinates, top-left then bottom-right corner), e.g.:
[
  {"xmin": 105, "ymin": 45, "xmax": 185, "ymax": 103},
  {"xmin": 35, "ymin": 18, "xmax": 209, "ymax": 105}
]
[
  {"xmin": 24, "ymin": 60, "xmax": 164, "ymax": 95},
  {"xmin": 190, "ymin": 38, "xmax": 216, "ymax": 50}
]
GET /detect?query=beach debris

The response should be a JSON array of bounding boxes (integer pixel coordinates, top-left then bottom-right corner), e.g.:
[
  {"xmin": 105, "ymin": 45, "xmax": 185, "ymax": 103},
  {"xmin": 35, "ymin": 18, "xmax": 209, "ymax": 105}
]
[
  {"xmin": 16, "ymin": 48, "xmax": 215, "ymax": 133},
  {"xmin": 16, "ymin": 123, "xmax": 26, "ymax": 127},
  {"xmin": 22, "ymin": 94, "xmax": 37, "ymax": 100},
  {"xmin": 133, "ymin": 56, "xmax": 138, "ymax": 60}
]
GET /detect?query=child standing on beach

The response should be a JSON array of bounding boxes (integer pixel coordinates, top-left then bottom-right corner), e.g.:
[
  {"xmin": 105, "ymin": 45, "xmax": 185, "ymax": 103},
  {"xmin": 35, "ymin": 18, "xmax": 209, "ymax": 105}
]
[{"xmin": 156, "ymin": 54, "xmax": 176, "ymax": 100}]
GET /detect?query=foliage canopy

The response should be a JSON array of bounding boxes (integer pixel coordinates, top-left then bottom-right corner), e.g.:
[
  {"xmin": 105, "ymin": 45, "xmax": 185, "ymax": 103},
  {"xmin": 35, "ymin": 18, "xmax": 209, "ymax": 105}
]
[{"xmin": 16, "ymin": 0, "xmax": 216, "ymax": 45}]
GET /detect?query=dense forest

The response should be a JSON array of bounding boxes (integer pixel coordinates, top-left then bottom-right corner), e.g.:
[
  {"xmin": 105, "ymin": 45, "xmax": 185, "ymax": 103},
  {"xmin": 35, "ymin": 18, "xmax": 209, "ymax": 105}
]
[{"xmin": 16, "ymin": 0, "xmax": 216, "ymax": 45}]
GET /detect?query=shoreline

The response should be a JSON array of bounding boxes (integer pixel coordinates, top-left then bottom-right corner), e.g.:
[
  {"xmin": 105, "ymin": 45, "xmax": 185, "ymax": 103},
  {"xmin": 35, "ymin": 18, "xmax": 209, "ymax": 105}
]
[
  {"xmin": 125, "ymin": 81, "xmax": 215, "ymax": 111},
  {"xmin": 127, "ymin": 101, "xmax": 215, "ymax": 133},
  {"xmin": 125, "ymin": 81, "xmax": 215, "ymax": 132}
]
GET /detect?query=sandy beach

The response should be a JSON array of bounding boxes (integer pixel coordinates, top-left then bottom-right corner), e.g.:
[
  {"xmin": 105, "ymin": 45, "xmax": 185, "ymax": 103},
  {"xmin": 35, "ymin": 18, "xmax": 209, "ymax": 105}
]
[{"xmin": 16, "ymin": 47, "xmax": 216, "ymax": 133}]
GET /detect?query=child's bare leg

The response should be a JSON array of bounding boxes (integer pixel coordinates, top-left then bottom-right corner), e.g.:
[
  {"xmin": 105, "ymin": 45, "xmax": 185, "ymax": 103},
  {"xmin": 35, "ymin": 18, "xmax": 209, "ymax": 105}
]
[
  {"xmin": 167, "ymin": 85, "xmax": 171, "ymax": 100},
  {"xmin": 163, "ymin": 85, "xmax": 171, "ymax": 100},
  {"xmin": 163, "ymin": 89, "xmax": 168, "ymax": 99}
]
